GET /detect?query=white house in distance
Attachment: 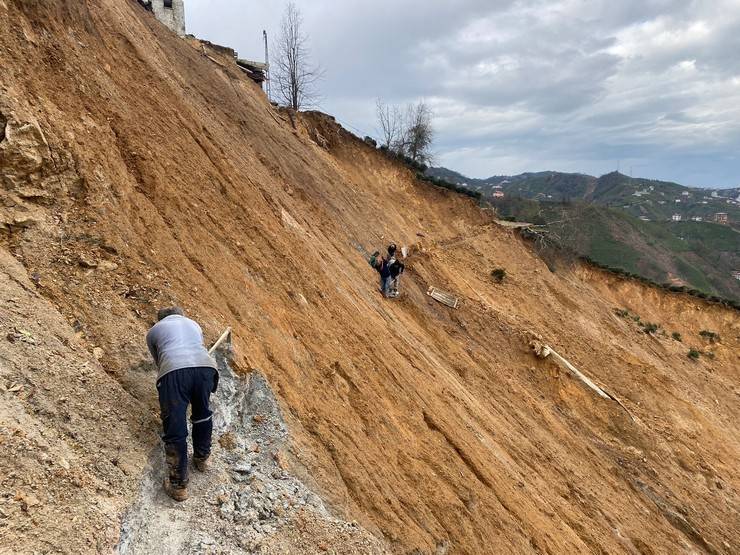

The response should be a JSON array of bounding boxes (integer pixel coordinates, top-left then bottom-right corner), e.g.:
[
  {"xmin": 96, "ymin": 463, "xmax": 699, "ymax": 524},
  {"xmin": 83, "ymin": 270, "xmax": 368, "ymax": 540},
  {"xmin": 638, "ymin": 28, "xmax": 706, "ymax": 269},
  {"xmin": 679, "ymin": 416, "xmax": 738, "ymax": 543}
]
[
  {"xmin": 141, "ymin": 0, "xmax": 186, "ymax": 36},
  {"xmin": 672, "ymin": 214, "xmax": 682, "ymax": 221}
]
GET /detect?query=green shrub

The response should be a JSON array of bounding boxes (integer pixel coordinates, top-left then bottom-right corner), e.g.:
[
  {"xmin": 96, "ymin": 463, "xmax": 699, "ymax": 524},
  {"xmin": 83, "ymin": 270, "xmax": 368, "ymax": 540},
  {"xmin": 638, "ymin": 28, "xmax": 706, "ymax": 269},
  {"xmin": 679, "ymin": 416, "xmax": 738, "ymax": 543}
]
[
  {"xmin": 687, "ymin": 348, "xmax": 701, "ymax": 360},
  {"xmin": 491, "ymin": 268, "xmax": 506, "ymax": 283},
  {"xmin": 613, "ymin": 308, "xmax": 630, "ymax": 318},
  {"xmin": 642, "ymin": 322, "xmax": 659, "ymax": 335},
  {"xmin": 699, "ymin": 330, "xmax": 720, "ymax": 343},
  {"xmin": 672, "ymin": 332, "xmax": 682, "ymax": 341}
]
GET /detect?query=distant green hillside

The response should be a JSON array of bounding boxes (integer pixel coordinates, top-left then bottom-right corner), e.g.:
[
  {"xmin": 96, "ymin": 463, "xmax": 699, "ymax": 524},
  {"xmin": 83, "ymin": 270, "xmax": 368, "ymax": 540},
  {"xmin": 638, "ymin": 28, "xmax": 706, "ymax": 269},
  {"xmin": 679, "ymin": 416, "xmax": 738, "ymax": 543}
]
[
  {"xmin": 426, "ymin": 167, "xmax": 740, "ymax": 224},
  {"xmin": 493, "ymin": 197, "xmax": 740, "ymax": 300}
]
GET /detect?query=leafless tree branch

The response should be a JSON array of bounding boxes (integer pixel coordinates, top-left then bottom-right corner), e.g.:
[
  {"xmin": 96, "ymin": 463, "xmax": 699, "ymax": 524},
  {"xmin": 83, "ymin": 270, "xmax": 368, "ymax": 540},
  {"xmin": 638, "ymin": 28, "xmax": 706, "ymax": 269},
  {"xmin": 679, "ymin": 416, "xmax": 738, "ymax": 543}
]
[
  {"xmin": 273, "ymin": 2, "xmax": 323, "ymax": 110},
  {"xmin": 376, "ymin": 99, "xmax": 434, "ymax": 165},
  {"xmin": 375, "ymin": 98, "xmax": 402, "ymax": 149}
]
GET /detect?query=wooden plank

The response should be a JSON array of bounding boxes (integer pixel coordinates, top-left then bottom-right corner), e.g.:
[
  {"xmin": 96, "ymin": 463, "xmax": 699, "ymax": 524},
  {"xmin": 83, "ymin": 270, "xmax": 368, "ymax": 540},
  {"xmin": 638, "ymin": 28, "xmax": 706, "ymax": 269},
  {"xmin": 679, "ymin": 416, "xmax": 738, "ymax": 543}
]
[
  {"xmin": 209, "ymin": 327, "xmax": 232, "ymax": 355},
  {"xmin": 427, "ymin": 286, "xmax": 459, "ymax": 309},
  {"xmin": 530, "ymin": 339, "xmax": 637, "ymax": 422}
]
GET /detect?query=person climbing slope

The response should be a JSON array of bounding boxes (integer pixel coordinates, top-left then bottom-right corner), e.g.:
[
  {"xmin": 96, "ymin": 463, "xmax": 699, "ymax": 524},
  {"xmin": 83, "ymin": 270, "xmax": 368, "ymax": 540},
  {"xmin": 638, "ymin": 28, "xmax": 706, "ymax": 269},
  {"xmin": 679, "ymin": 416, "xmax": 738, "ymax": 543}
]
[
  {"xmin": 146, "ymin": 306, "xmax": 219, "ymax": 501},
  {"xmin": 369, "ymin": 243, "xmax": 404, "ymax": 298},
  {"xmin": 389, "ymin": 252, "xmax": 405, "ymax": 297}
]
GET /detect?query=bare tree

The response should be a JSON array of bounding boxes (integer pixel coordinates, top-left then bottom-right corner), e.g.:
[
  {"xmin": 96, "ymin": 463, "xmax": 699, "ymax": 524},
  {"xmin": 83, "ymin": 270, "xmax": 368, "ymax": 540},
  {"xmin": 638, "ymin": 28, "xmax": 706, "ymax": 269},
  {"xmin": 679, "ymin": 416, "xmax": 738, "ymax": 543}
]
[
  {"xmin": 375, "ymin": 98, "xmax": 403, "ymax": 149},
  {"xmin": 400, "ymin": 101, "xmax": 434, "ymax": 165},
  {"xmin": 375, "ymin": 99, "xmax": 434, "ymax": 164},
  {"xmin": 273, "ymin": 2, "xmax": 322, "ymax": 110}
]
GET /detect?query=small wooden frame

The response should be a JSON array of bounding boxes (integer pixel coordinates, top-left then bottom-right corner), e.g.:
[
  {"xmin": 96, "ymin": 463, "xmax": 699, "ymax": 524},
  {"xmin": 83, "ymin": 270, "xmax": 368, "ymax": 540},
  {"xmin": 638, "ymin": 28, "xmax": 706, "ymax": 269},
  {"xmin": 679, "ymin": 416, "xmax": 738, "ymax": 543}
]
[{"xmin": 427, "ymin": 286, "xmax": 459, "ymax": 309}]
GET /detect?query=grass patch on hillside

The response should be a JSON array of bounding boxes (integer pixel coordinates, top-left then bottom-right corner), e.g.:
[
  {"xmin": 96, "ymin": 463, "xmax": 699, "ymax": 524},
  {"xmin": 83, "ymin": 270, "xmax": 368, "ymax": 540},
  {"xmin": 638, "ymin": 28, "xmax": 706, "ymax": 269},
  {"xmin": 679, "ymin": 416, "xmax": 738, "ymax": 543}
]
[
  {"xmin": 675, "ymin": 259, "xmax": 714, "ymax": 293},
  {"xmin": 491, "ymin": 268, "xmax": 506, "ymax": 283},
  {"xmin": 699, "ymin": 330, "xmax": 720, "ymax": 343}
]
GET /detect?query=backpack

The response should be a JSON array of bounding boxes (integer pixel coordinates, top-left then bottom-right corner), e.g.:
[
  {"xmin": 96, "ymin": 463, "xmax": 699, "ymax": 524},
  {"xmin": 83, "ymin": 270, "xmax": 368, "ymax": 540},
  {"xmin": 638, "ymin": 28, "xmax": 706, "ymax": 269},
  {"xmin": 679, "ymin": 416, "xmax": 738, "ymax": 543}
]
[
  {"xmin": 369, "ymin": 252, "xmax": 383, "ymax": 273},
  {"xmin": 389, "ymin": 260, "xmax": 405, "ymax": 278}
]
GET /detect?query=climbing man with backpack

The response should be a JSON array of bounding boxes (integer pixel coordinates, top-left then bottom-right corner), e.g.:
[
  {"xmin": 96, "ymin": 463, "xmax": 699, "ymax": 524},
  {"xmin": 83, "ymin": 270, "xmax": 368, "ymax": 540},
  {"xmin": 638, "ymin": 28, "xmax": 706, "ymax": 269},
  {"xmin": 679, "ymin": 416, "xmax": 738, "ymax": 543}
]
[{"xmin": 369, "ymin": 243, "xmax": 405, "ymax": 298}]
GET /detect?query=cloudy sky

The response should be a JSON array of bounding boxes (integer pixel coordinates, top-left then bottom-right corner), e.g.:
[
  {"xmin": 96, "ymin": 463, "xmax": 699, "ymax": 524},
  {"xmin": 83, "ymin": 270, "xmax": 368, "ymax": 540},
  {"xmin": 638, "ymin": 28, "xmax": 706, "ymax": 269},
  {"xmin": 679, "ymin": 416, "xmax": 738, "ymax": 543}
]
[{"xmin": 186, "ymin": 1, "xmax": 740, "ymax": 188}]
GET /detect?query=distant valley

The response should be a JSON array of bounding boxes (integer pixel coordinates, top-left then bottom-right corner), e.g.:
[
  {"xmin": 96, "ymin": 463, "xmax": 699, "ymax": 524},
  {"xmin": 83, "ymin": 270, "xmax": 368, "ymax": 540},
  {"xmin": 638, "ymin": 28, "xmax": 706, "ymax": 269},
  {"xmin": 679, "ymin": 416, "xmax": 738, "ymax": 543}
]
[{"xmin": 427, "ymin": 168, "xmax": 740, "ymax": 300}]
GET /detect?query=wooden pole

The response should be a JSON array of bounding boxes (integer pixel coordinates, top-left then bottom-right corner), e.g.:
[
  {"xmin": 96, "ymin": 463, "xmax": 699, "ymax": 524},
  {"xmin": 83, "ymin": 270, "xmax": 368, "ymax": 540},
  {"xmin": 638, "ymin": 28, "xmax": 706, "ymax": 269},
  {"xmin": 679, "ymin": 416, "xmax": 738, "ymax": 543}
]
[{"xmin": 209, "ymin": 327, "xmax": 232, "ymax": 355}]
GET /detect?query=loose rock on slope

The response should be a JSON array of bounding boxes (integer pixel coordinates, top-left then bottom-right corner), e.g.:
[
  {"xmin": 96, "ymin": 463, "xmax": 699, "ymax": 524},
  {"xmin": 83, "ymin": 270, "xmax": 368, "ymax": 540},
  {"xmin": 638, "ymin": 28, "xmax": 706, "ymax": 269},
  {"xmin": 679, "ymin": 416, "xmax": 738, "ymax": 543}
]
[{"xmin": 117, "ymin": 344, "xmax": 389, "ymax": 554}]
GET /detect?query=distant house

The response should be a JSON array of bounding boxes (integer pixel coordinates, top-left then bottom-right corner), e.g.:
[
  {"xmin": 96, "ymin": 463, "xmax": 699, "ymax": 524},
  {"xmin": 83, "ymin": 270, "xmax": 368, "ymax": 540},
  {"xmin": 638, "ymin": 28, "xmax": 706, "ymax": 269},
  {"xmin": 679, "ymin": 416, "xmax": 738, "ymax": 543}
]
[
  {"xmin": 711, "ymin": 191, "xmax": 719, "ymax": 198},
  {"xmin": 140, "ymin": 0, "xmax": 186, "ymax": 36},
  {"xmin": 639, "ymin": 216, "xmax": 650, "ymax": 221},
  {"xmin": 681, "ymin": 191, "xmax": 689, "ymax": 196},
  {"xmin": 672, "ymin": 214, "xmax": 682, "ymax": 221},
  {"xmin": 733, "ymin": 271, "xmax": 740, "ymax": 281},
  {"xmin": 714, "ymin": 212, "xmax": 728, "ymax": 224},
  {"xmin": 492, "ymin": 191, "xmax": 505, "ymax": 198},
  {"xmin": 691, "ymin": 216, "xmax": 703, "ymax": 222}
]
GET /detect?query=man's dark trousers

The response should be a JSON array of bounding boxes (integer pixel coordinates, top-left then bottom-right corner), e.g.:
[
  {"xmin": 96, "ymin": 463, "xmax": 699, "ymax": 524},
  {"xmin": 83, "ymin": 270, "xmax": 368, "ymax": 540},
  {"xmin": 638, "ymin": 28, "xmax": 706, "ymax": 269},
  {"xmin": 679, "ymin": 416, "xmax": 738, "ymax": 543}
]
[{"xmin": 157, "ymin": 366, "xmax": 217, "ymax": 487}]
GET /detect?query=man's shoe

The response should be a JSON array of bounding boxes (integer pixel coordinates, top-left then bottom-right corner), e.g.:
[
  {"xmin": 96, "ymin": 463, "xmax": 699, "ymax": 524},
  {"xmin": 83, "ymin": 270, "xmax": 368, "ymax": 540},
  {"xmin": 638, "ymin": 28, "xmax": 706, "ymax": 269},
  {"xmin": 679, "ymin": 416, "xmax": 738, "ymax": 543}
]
[
  {"xmin": 193, "ymin": 455, "xmax": 210, "ymax": 472},
  {"xmin": 163, "ymin": 478, "xmax": 188, "ymax": 502}
]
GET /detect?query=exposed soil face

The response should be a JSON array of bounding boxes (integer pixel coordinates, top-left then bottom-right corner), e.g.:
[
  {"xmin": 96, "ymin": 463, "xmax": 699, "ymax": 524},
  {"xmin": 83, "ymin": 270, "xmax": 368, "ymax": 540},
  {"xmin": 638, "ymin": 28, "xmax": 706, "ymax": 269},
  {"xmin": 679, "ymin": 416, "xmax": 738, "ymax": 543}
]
[{"xmin": 0, "ymin": 1, "xmax": 738, "ymax": 554}]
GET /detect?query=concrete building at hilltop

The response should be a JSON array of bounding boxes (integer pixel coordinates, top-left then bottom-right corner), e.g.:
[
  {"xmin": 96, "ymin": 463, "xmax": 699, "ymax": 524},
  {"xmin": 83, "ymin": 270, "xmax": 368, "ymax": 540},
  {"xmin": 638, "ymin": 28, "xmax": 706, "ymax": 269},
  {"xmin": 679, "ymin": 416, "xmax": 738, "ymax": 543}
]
[{"xmin": 140, "ymin": 0, "xmax": 186, "ymax": 36}]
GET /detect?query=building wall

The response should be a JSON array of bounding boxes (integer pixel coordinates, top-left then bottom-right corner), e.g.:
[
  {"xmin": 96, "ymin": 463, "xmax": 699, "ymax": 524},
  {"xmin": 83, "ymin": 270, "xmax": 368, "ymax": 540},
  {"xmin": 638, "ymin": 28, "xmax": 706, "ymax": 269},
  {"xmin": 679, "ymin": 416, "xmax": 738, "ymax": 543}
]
[{"xmin": 151, "ymin": 0, "xmax": 186, "ymax": 36}]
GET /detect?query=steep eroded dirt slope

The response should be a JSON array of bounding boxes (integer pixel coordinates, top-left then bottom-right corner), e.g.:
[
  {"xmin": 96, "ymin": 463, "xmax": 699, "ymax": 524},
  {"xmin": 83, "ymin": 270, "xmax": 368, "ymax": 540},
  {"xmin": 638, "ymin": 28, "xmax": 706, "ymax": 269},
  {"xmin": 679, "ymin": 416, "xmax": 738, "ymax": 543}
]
[{"xmin": 0, "ymin": 1, "xmax": 738, "ymax": 553}]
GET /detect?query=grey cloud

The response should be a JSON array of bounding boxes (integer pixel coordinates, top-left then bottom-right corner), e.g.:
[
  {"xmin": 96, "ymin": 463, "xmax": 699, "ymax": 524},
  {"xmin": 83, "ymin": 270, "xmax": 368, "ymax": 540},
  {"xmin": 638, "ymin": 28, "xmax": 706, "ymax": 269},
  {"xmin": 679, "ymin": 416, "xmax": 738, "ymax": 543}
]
[{"xmin": 186, "ymin": 0, "xmax": 740, "ymax": 187}]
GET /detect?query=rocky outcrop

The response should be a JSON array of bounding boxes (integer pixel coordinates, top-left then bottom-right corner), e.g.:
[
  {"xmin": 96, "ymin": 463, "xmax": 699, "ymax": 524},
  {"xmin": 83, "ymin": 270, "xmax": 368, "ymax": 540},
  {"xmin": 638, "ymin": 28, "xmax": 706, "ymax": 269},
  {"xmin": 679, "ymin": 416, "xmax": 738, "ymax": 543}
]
[
  {"xmin": 0, "ymin": 117, "xmax": 51, "ymax": 231},
  {"xmin": 118, "ymin": 350, "xmax": 389, "ymax": 554}
]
